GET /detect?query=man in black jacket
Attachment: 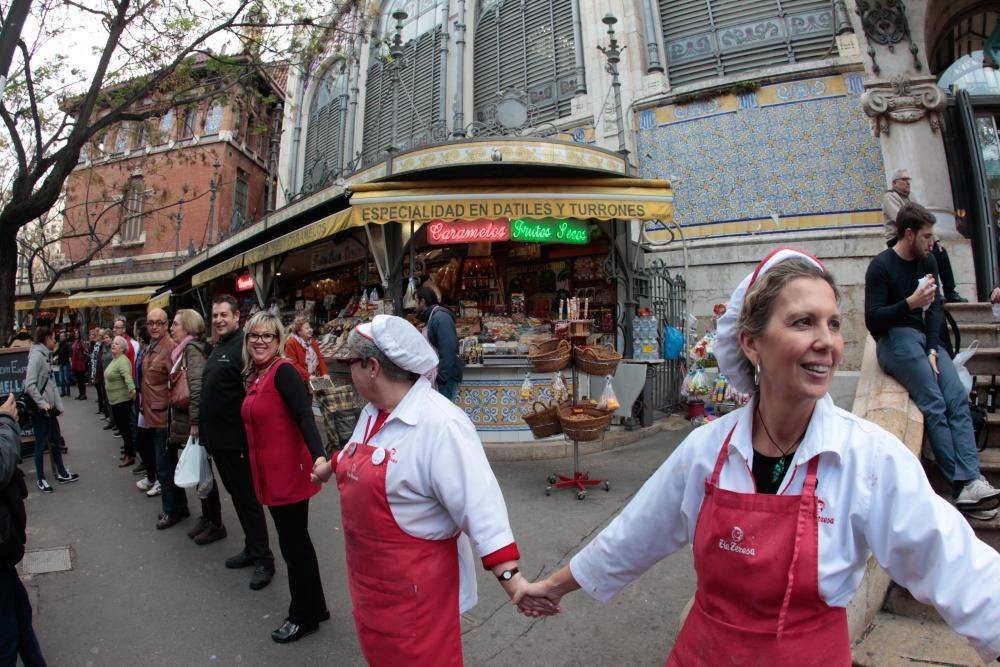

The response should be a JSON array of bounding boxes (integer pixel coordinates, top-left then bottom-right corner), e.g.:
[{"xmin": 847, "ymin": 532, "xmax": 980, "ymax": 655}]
[
  {"xmin": 200, "ymin": 295, "xmax": 275, "ymax": 589},
  {"xmin": 1, "ymin": 393, "xmax": 47, "ymax": 665},
  {"xmin": 865, "ymin": 202, "xmax": 1000, "ymax": 521},
  {"xmin": 415, "ymin": 285, "xmax": 463, "ymax": 400}
]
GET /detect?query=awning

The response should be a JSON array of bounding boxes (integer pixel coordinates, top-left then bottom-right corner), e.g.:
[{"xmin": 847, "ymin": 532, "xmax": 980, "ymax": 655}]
[
  {"xmin": 348, "ymin": 178, "xmax": 674, "ymax": 225},
  {"xmin": 15, "ymin": 296, "xmax": 70, "ymax": 311},
  {"xmin": 191, "ymin": 208, "xmax": 353, "ymax": 286},
  {"xmin": 67, "ymin": 286, "xmax": 160, "ymax": 308},
  {"xmin": 147, "ymin": 291, "xmax": 172, "ymax": 311}
]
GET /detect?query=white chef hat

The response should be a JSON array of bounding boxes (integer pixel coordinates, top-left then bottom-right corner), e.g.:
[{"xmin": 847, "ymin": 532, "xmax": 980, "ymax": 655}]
[
  {"xmin": 714, "ymin": 247, "xmax": 826, "ymax": 394},
  {"xmin": 344, "ymin": 314, "xmax": 439, "ymax": 375}
]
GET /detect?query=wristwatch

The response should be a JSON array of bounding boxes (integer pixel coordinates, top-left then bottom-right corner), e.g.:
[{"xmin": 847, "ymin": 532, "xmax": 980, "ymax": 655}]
[{"xmin": 496, "ymin": 567, "xmax": 519, "ymax": 582}]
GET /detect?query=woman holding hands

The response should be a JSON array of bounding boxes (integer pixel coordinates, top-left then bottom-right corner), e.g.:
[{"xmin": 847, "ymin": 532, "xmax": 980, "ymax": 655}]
[{"xmin": 517, "ymin": 248, "xmax": 1000, "ymax": 665}]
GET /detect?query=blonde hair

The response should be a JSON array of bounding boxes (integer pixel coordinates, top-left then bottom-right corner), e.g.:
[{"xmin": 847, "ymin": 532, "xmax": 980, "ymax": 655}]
[
  {"xmin": 242, "ymin": 311, "xmax": 286, "ymax": 375},
  {"xmin": 173, "ymin": 309, "xmax": 205, "ymax": 337},
  {"xmin": 288, "ymin": 316, "xmax": 310, "ymax": 337}
]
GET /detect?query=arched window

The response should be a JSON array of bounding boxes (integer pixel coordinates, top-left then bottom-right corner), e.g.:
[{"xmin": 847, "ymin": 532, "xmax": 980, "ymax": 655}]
[
  {"xmin": 361, "ymin": 0, "xmax": 445, "ymax": 166},
  {"xmin": 659, "ymin": 0, "xmax": 834, "ymax": 87},
  {"xmin": 472, "ymin": 0, "xmax": 581, "ymax": 129},
  {"xmin": 304, "ymin": 62, "xmax": 348, "ymax": 191}
]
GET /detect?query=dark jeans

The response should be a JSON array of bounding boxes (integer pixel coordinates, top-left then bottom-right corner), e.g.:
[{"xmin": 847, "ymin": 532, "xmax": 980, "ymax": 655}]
[
  {"xmin": 30, "ymin": 413, "xmax": 68, "ymax": 482},
  {"xmin": 135, "ymin": 427, "xmax": 156, "ymax": 483},
  {"xmin": 153, "ymin": 428, "xmax": 188, "ymax": 517},
  {"xmin": 56, "ymin": 366, "xmax": 71, "ymax": 396},
  {"xmin": 204, "ymin": 448, "xmax": 273, "ymax": 564},
  {"xmin": 73, "ymin": 370, "xmax": 87, "ymax": 398},
  {"xmin": 437, "ymin": 378, "xmax": 459, "ymax": 401},
  {"xmin": 268, "ymin": 500, "xmax": 327, "ymax": 625},
  {"xmin": 932, "ymin": 243, "xmax": 957, "ymax": 294},
  {"xmin": 95, "ymin": 383, "xmax": 109, "ymax": 417},
  {"xmin": 109, "ymin": 401, "xmax": 135, "ymax": 458},
  {"xmin": 0, "ymin": 566, "xmax": 46, "ymax": 667},
  {"xmin": 199, "ymin": 458, "xmax": 223, "ymax": 527}
]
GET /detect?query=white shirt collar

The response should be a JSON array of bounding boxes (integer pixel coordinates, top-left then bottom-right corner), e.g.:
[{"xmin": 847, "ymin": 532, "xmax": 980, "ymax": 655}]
[
  {"xmin": 377, "ymin": 376, "xmax": 434, "ymax": 427},
  {"xmin": 727, "ymin": 393, "xmax": 844, "ymax": 465}
]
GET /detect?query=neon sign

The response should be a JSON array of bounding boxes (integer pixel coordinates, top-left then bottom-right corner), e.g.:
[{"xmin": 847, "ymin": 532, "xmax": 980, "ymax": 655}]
[
  {"xmin": 236, "ymin": 274, "xmax": 255, "ymax": 291},
  {"xmin": 427, "ymin": 219, "xmax": 510, "ymax": 244},
  {"xmin": 509, "ymin": 218, "xmax": 589, "ymax": 245}
]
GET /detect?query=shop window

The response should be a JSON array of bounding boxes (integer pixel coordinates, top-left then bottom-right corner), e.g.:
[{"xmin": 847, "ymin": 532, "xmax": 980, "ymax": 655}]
[
  {"xmin": 361, "ymin": 0, "xmax": 444, "ymax": 167},
  {"xmin": 304, "ymin": 62, "xmax": 348, "ymax": 191},
  {"xmin": 659, "ymin": 0, "xmax": 835, "ymax": 88},
  {"xmin": 472, "ymin": 0, "xmax": 581, "ymax": 129},
  {"xmin": 232, "ymin": 168, "xmax": 249, "ymax": 231},
  {"xmin": 204, "ymin": 100, "xmax": 224, "ymax": 134},
  {"xmin": 120, "ymin": 176, "xmax": 145, "ymax": 243}
]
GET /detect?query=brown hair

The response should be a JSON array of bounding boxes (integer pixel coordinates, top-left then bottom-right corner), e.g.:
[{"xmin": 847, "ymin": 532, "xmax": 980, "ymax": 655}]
[
  {"xmin": 288, "ymin": 316, "xmax": 311, "ymax": 337},
  {"xmin": 896, "ymin": 202, "xmax": 935, "ymax": 238},
  {"xmin": 174, "ymin": 308, "xmax": 206, "ymax": 337}
]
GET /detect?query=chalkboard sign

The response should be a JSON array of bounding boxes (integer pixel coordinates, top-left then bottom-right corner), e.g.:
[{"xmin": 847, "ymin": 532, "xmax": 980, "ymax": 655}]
[{"xmin": 0, "ymin": 347, "xmax": 36, "ymax": 447}]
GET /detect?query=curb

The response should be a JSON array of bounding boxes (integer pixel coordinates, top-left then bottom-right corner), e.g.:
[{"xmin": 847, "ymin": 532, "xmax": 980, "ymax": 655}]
[{"xmin": 483, "ymin": 416, "xmax": 692, "ymax": 462}]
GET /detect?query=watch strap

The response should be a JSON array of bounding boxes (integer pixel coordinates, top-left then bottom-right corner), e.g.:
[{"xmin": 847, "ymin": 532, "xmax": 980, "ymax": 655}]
[{"xmin": 496, "ymin": 567, "xmax": 519, "ymax": 582}]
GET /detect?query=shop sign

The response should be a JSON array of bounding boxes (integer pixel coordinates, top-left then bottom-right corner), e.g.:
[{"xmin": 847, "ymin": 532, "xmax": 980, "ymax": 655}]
[
  {"xmin": 509, "ymin": 218, "xmax": 589, "ymax": 245},
  {"xmin": 427, "ymin": 219, "xmax": 510, "ymax": 244},
  {"xmin": 236, "ymin": 274, "xmax": 255, "ymax": 291}
]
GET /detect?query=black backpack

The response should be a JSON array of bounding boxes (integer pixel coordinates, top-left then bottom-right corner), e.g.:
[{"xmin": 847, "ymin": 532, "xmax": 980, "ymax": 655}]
[
  {"xmin": 0, "ymin": 467, "xmax": 28, "ymax": 567},
  {"xmin": 970, "ymin": 402, "xmax": 989, "ymax": 452}
]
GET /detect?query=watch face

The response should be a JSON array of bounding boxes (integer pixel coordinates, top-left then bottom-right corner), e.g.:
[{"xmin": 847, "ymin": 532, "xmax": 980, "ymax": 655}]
[{"xmin": 501, "ymin": 570, "xmax": 513, "ymax": 580}]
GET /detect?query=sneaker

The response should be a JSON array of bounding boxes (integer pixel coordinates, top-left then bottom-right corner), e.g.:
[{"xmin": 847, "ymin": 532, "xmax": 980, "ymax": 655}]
[
  {"xmin": 56, "ymin": 472, "xmax": 80, "ymax": 484},
  {"xmin": 955, "ymin": 478, "xmax": 1000, "ymax": 510},
  {"xmin": 36, "ymin": 479, "xmax": 53, "ymax": 493},
  {"xmin": 250, "ymin": 562, "xmax": 276, "ymax": 590},
  {"xmin": 963, "ymin": 507, "xmax": 998, "ymax": 522},
  {"xmin": 136, "ymin": 478, "xmax": 154, "ymax": 492},
  {"xmin": 146, "ymin": 481, "xmax": 162, "ymax": 497},
  {"xmin": 112, "ymin": 432, "xmax": 122, "ymax": 439}
]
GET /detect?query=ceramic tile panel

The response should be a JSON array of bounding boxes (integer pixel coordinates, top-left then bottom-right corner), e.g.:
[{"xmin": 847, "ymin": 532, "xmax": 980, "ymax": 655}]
[{"xmin": 454, "ymin": 374, "xmax": 574, "ymax": 432}]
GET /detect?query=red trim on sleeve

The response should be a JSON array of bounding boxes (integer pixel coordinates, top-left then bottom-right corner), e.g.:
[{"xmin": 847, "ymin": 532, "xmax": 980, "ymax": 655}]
[{"xmin": 481, "ymin": 542, "xmax": 520, "ymax": 570}]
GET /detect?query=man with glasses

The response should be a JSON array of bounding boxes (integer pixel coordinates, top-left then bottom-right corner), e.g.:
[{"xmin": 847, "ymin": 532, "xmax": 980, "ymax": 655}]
[
  {"xmin": 200, "ymin": 295, "xmax": 275, "ymax": 589},
  {"xmin": 882, "ymin": 168, "xmax": 966, "ymax": 303},
  {"xmin": 142, "ymin": 308, "xmax": 189, "ymax": 529}
]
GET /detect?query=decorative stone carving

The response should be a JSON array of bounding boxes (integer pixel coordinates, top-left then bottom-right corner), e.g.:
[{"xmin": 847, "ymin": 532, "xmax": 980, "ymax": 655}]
[
  {"xmin": 855, "ymin": 0, "xmax": 922, "ymax": 74},
  {"xmin": 860, "ymin": 76, "xmax": 946, "ymax": 137}
]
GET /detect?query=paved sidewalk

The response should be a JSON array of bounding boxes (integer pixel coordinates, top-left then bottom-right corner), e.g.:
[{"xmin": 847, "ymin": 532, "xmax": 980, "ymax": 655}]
[{"xmin": 19, "ymin": 395, "xmax": 695, "ymax": 666}]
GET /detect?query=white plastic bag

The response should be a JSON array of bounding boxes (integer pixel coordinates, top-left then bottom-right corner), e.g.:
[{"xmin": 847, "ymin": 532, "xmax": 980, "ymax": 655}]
[
  {"xmin": 403, "ymin": 277, "xmax": 418, "ymax": 310},
  {"xmin": 175, "ymin": 436, "xmax": 209, "ymax": 489},
  {"xmin": 953, "ymin": 339, "xmax": 979, "ymax": 395}
]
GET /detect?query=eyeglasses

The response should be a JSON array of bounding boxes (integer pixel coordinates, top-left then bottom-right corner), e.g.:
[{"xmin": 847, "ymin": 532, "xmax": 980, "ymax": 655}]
[
  {"xmin": 147, "ymin": 320, "xmax": 167, "ymax": 326},
  {"xmin": 247, "ymin": 332, "xmax": 277, "ymax": 343}
]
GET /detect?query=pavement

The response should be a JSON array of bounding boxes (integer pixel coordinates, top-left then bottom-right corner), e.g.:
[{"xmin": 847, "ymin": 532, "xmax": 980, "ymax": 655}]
[{"xmin": 17, "ymin": 393, "xmax": 697, "ymax": 666}]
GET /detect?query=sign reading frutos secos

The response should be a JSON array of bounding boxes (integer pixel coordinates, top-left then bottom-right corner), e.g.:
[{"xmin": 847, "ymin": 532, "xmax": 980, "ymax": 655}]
[{"xmin": 427, "ymin": 218, "xmax": 590, "ymax": 245}]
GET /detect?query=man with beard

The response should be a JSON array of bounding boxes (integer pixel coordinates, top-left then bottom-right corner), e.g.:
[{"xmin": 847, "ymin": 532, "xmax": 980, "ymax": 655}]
[{"xmin": 865, "ymin": 202, "xmax": 1000, "ymax": 521}]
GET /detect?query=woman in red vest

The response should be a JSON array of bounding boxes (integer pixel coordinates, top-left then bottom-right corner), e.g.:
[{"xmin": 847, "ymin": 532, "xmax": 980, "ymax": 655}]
[{"xmin": 240, "ymin": 311, "xmax": 329, "ymax": 644}]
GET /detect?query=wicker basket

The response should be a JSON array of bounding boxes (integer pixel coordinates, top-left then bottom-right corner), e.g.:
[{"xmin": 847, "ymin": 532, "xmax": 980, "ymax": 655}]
[
  {"xmin": 557, "ymin": 402, "xmax": 615, "ymax": 441},
  {"xmin": 522, "ymin": 401, "xmax": 564, "ymax": 439},
  {"xmin": 528, "ymin": 338, "xmax": 561, "ymax": 355},
  {"xmin": 573, "ymin": 344, "xmax": 622, "ymax": 376},
  {"xmin": 528, "ymin": 340, "xmax": 571, "ymax": 372}
]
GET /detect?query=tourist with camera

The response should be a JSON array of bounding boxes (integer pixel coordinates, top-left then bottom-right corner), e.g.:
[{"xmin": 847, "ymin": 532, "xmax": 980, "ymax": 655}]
[{"xmin": 23, "ymin": 326, "xmax": 79, "ymax": 493}]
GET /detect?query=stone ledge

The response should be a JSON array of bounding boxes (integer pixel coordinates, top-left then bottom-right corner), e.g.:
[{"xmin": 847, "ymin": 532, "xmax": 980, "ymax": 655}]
[{"xmin": 853, "ymin": 613, "xmax": 988, "ymax": 667}]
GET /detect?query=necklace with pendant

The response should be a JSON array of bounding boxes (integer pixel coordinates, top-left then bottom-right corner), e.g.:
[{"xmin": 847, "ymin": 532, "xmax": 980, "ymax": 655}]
[{"xmin": 755, "ymin": 402, "xmax": 807, "ymax": 484}]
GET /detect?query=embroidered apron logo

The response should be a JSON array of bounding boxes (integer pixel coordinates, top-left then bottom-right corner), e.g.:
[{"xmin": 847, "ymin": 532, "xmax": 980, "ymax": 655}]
[
  {"xmin": 719, "ymin": 525, "xmax": 756, "ymax": 556},
  {"xmin": 816, "ymin": 497, "xmax": 835, "ymax": 525}
]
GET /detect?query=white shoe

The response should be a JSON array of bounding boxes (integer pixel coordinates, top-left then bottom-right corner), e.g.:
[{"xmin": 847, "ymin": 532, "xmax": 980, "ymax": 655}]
[
  {"xmin": 962, "ymin": 507, "xmax": 998, "ymax": 522},
  {"xmin": 146, "ymin": 481, "xmax": 162, "ymax": 497},
  {"xmin": 955, "ymin": 478, "xmax": 1000, "ymax": 510},
  {"xmin": 136, "ymin": 478, "xmax": 154, "ymax": 492}
]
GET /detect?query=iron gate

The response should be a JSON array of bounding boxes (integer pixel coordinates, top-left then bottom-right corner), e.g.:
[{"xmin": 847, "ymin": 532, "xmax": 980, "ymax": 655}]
[{"xmin": 632, "ymin": 259, "xmax": 686, "ymax": 415}]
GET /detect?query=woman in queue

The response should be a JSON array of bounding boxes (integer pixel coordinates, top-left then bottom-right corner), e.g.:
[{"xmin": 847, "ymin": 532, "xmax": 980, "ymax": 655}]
[
  {"xmin": 240, "ymin": 312, "xmax": 328, "ymax": 643},
  {"xmin": 311, "ymin": 315, "xmax": 549, "ymax": 665},
  {"xmin": 515, "ymin": 249, "xmax": 1000, "ymax": 665},
  {"xmin": 133, "ymin": 324, "xmax": 160, "ymax": 496},
  {"xmin": 284, "ymin": 316, "xmax": 328, "ymax": 385},
  {"xmin": 105, "ymin": 335, "xmax": 137, "ymax": 468},
  {"xmin": 23, "ymin": 326, "xmax": 79, "ymax": 493},
  {"xmin": 165, "ymin": 309, "xmax": 218, "ymax": 541}
]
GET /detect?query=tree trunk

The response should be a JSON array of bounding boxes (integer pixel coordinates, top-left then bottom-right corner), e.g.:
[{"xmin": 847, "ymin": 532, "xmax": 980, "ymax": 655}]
[{"xmin": 0, "ymin": 223, "xmax": 18, "ymax": 340}]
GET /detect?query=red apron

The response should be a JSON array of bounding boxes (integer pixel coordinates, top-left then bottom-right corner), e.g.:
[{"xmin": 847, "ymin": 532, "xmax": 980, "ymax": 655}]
[
  {"xmin": 335, "ymin": 413, "xmax": 463, "ymax": 667},
  {"xmin": 668, "ymin": 426, "xmax": 850, "ymax": 667}
]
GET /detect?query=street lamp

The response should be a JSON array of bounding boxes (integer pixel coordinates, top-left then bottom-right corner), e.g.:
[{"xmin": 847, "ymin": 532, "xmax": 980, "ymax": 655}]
[
  {"xmin": 597, "ymin": 14, "xmax": 628, "ymax": 159},
  {"xmin": 206, "ymin": 158, "xmax": 221, "ymax": 247}
]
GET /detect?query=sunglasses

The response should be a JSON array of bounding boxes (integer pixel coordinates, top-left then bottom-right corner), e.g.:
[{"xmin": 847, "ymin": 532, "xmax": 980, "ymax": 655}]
[{"xmin": 247, "ymin": 332, "xmax": 277, "ymax": 343}]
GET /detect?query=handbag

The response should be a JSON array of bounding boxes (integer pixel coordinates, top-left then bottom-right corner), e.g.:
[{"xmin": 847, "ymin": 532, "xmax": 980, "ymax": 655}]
[
  {"xmin": 175, "ymin": 436, "xmax": 208, "ymax": 488},
  {"xmin": 168, "ymin": 355, "xmax": 190, "ymax": 410},
  {"xmin": 16, "ymin": 373, "xmax": 49, "ymax": 427}
]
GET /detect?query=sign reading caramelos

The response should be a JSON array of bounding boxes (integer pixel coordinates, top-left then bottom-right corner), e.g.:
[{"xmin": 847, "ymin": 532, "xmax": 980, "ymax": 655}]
[{"xmin": 427, "ymin": 219, "xmax": 510, "ymax": 244}]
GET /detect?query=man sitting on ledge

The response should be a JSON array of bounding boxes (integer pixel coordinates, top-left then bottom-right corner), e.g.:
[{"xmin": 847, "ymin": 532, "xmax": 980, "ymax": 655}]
[{"xmin": 865, "ymin": 202, "xmax": 1000, "ymax": 521}]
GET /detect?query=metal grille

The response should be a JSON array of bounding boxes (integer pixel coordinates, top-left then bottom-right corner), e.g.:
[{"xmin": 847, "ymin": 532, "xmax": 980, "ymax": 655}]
[
  {"xmin": 362, "ymin": 27, "xmax": 444, "ymax": 167},
  {"xmin": 659, "ymin": 0, "xmax": 835, "ymax": 87},
  {"xmin": 632, "ymin": 259, "xmax": 686, "ymax": 414},
  {"xmin": 120, "ymin": 176, "xmax": 145, "ymax": 242},
  {"xmin": 472, "ymin": 0, "xmax": 579, "ymax": 126}
]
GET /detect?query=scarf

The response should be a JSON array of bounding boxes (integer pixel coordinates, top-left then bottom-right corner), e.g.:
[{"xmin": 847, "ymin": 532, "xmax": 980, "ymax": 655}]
[
  {"xmin": 293, "ymin": 334, "xmax": 318, "ymax": 375},
  {"xmin": 170, "ymin": 335, "xmax": 194, "ymax": 365}
]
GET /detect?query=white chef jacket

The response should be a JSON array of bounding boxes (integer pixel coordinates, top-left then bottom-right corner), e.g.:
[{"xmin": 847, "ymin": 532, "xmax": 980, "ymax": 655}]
[
  {"xmin": 570, "ymin": 394, "xmax": 1000, "ymax": 661},
  {"xmin": 336, "ymin": 376, "xmax": 517, "ymax": 613}
]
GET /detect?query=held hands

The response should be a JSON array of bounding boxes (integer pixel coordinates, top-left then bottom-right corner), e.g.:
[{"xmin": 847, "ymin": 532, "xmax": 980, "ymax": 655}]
[
  {"xmin": 509, "ymin": 576, "xmax": 563, "ymax": 618},
  {"xmin": 907, "ymin": 274, "xmax": 936, "ymax": 310},
  {"xmin": 311, "ymin": 456, "xmax": 333, "ymax": 484}
]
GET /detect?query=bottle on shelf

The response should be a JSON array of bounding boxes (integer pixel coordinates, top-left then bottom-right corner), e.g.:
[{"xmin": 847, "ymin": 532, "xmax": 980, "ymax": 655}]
[{"xmin": 970, "ymin": 375, "xmax": 979, "ymax": 406}]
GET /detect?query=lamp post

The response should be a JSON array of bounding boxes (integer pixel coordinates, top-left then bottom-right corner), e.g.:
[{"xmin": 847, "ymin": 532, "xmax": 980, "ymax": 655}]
[
  {"xmin": 206, "ymin": 158, "xmax": 221, "ymax": 247},
  {"xmin": 387, "ymin": 10, "xmax": 407, "ymax": 164},
  {"xmin": 597, "ymin": 14, "xmax": 628, "ymax": 160},
  {"xmin": 173, "ymin": 197, "xmax": 184, "ymax": 261}
]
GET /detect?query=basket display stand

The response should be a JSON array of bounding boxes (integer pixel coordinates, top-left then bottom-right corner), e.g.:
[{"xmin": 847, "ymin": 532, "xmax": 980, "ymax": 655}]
[{"xmin": 544, "ymin": 338, "xmax": 611, "ymax": 501}]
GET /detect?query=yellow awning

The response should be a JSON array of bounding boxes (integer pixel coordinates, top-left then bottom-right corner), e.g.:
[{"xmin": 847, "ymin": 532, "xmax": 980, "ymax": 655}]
[
  {"xmin": 15, "ymin": 296, "xmax": 69, "ymax": 311},
  {"xmin": 191, "ymin": 208, "xmax": 353, "ymax": 286},
  {"xmin": 147, "ymin": 291, "xmax": 172, "ymax": 311},
  {"xmin": 348, "ymin": 178, "xmax": 674, "ymax": 225},
  {"xmin": 67, "ymin": 286, "xmax": 159, "ymax": 308}
]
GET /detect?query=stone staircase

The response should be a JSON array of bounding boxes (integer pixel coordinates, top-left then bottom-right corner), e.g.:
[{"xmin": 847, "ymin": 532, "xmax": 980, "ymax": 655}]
[{"xmin": 852, "ymin": 302, "xmax": 999, "ymax": 667}]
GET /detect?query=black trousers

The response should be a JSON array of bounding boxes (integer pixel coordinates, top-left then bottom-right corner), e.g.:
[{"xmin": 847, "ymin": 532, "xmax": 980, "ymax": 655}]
[
  {"xmin": 268, "ymin": 499, "xmax": 327, "ymax": 625},
  {"xmin": 135, "ymin": 427, "xmax": 156, "ymax": 483},
  {"xmin": 109, "ymin": 401, "xmax": 135, "ymax": 457},
  {"xmin": 73, "ymin": 370, "xmax": 87, "ymax": 398},
  {"xmin": 207, "ymin": 449, "xmax": 273, "ymax": 564},
  {"xmin": 932, "ymin": 243, "xmax": 957, "ymax": 294},
  {"xmin": 95, "ymin": 383, "xmax": 109, "ymax": 417}
]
